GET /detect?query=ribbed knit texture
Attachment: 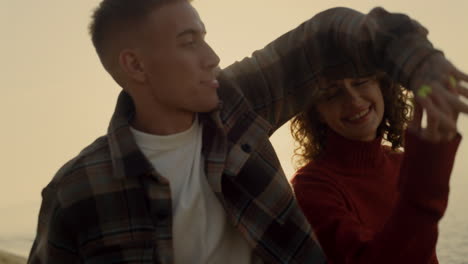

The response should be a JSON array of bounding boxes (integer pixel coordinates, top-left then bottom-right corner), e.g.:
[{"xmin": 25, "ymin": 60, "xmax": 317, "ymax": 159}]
[{"xmin": 292, "ymin": 130, "xmax": 461, "ymax": 264}]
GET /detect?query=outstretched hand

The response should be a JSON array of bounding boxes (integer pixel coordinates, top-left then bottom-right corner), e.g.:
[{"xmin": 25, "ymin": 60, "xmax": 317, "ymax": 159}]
[
  {"xmin": 408, "ymin": 74, "xmax": 460, "ymax": 142},
  {"xmin": 409, "ymin": 53, "xmax": 468, "ymax": 136}
]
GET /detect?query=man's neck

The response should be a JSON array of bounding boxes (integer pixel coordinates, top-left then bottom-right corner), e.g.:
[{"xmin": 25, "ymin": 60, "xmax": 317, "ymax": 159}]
[{"xmin": 131, "ymin": 106, "xmax": 196, "ymax": 136}]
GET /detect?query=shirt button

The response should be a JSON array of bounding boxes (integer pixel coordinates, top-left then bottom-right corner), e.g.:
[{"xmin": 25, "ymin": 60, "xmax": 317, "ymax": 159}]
[{"xmin": 241, "ymin": 144, "xmax": 252, "ymax": 153}]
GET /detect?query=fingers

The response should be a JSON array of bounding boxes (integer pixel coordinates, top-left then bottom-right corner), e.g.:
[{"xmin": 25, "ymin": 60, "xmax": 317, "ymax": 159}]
[
  {"xmin": 428, "ymin": 80, "xmax": 468, "ymax": 114},
  {"xmin": 448, "ymin": 73, "xmax": 468, "ymax": 97},
  {"xmin": 429, "ymin": 94, "xmax": 458, "ymax": 141},
  {"xmin": 424, "ymin": 98, "xmax": 442, "ymax": 142},
  {"xmin": 447, "ymin": 75, "xmax": 458, "ymax": 93},
  {"xmin": 458, "ymin": 81, "xmax": 468, "ymax": 97},
  {"xmin": 408, "ymin": 101, "xmax": 423, "ymax": 133},
  {"xmin": 414, "ymin": 85, "xmax": 458, "ymax": 142},
  {"xmin": 449, "ymin": 68, "xmax": 468, "ymax": 100},
  {"xmin": 424, "ymin": 83, "xmax": 458, "ymax": 130},
  {"xmin": 408, "ymin": 54, "xmax": 465, "ymax": 140},
  {"xmin": 415, "ymin": 96, "xmax": 441, "ymax": 142},
  {"xmin": 455, "ymin": 68, "xmax": 468, "ymax": 82},
  {"xmin": 441, "ymin": 85, "xmax": 468, "ymax": 113}
]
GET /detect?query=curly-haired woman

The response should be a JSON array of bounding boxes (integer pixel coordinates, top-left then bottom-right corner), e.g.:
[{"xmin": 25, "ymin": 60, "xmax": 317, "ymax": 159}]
[{"xmin": 290, "ymin": 72, "xmax": 462, "ymax": 264}]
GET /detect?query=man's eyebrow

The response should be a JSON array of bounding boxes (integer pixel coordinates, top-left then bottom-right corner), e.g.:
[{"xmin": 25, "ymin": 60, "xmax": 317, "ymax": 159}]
[{"xmin": 176, "ymin": 28, "xmax": 206, "ymax": 38}]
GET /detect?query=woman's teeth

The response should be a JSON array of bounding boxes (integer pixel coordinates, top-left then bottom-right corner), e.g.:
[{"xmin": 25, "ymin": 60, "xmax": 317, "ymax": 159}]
[{"xmin": 348, "ymin": 108, "xmax": 370, "ymax": 121}]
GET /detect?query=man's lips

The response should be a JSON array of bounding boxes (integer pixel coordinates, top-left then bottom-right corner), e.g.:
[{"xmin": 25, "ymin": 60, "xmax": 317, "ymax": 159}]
[{"xmin": 201, "ymin": 79, "xmax": 220, "ymax": 89}]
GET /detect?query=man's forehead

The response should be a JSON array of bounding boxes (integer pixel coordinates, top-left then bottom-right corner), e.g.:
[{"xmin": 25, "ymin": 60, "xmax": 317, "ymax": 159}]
[{"xmin": 147, "ymin": 1, "xmax": 205, "ymax": 36}]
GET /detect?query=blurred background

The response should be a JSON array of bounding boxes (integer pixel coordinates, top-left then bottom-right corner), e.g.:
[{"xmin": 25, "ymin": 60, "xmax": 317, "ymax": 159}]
[{"xmin": 1, "ymin": 0, "xmax": 467, "ymax": 262}]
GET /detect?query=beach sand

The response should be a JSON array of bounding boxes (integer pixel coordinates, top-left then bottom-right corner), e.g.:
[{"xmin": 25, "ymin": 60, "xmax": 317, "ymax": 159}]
[{"xmin": 0, "ymin": 250, "xmax": 26, "ymax": 264}]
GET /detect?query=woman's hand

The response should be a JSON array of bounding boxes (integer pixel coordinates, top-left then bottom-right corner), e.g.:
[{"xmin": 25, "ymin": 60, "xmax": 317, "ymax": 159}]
[
  {"xmin": 408, "ymin": 54, "xmax": 467, "ymax": 138},
  {"xmin": 408, "ymin": 81, "xmax": 460, "ymax": 142}
]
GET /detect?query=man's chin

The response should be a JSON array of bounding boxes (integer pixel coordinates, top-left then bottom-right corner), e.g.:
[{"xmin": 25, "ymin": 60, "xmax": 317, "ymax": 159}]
[{"xmin": 199, "ymin": 99, "xmax": 221, "ymax": 113}]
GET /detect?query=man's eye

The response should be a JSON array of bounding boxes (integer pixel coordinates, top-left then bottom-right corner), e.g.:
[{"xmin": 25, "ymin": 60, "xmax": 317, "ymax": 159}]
[
  {"xmin": 180, "ymin": 37, "xmax": 199, "ymax": 47},
  {"xmin": 183, "ymin": 40, "xmax": 196, "ymax": 47}
]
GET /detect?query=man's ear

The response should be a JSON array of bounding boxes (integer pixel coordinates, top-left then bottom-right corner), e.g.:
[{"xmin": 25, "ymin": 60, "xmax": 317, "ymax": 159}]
[{"xmin": 119, "ymin": 49, "xmax": 146, "ymax": 83}]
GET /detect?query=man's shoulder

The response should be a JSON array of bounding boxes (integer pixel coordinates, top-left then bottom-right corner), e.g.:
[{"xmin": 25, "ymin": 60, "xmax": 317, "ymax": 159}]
[
  {"xmin": 46, "ymin": 135, "xmax": 116, "ymax": 205},
  {"xmin": 55, "ymin": 135, "xmax": 111, "ymax": 179}
]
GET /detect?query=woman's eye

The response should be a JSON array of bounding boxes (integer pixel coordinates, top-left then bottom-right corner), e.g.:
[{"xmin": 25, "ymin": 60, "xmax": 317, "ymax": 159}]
[
  {"xmin": 318, "ymin": 83, "xmax": 341, "ymax": 101},
  {"xmin": 324, "ymin": 88, "xmax": 340, "ymax": 101},
  {"xmin": 354, "ymin": 80, "xmax": 369, "ymax": 86},
  {"xmin": 325, "ymin": 94, "xmax": 337, "ymax": 101}
]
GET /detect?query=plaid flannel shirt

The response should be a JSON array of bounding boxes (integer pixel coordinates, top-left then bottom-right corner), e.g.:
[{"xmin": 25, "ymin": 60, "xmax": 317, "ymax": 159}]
[{"xmin": 28, "ymin": 7, "xmax": 438, "ymax": 264}]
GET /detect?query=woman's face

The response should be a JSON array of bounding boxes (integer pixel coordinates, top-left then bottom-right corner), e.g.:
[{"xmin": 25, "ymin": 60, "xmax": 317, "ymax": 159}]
[{"xmin": 316, "ymin": 76, "xmax": 385, "ymax": 142}]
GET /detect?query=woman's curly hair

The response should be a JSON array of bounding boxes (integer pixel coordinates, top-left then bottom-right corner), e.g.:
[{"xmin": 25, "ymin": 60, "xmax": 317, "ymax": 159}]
[{"xmin": 290, "ymin": 72, "xmax": 413, "ymax": 168}]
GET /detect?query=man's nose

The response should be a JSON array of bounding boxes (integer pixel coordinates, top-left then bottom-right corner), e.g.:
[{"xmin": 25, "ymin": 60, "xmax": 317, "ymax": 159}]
[{"xmin": 203, "ymin": 41, "xmax": 220, "ymax": 70}]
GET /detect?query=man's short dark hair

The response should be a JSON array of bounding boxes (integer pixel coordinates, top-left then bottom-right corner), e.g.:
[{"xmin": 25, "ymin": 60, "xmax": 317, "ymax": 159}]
[{"xmin": 89, "ymin": 0, "xmax": 187, "ymax": 68}]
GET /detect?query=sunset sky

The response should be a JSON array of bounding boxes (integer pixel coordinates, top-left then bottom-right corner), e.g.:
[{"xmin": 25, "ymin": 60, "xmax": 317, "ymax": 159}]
[{"xmin": 1, "ymin": 0, "xmax": 467, "ymax": 257}]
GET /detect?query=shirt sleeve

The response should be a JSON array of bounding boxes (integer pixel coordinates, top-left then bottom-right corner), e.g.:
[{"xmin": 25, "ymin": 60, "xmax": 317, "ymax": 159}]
[
  {"xmin": 218, "ymin": 7, "xmax": 439, "ymax": 131},
  {"xmin": 292, "ymin": 131, "xmax": 461, "ymax": 264},
  {"xmin": 28, "ymin": 185, "xmax": 81, "ymax": 264}
]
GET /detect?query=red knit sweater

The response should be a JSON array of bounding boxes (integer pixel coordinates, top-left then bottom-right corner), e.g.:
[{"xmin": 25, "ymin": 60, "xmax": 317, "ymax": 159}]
[{"xmin": 292, "ymin": 130, "xmax": 461, "ymax": 264}]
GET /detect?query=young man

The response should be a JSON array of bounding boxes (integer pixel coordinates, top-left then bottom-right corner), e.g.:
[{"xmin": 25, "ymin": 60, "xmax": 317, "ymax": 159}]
[{"xmin": 28, "ymin": 0, "xmax": 468, "ymax": 263}]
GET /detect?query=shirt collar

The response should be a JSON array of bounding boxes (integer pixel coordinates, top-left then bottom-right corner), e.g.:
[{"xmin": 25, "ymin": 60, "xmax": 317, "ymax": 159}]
[
  {"xmin": 107, "ymin": 91, "xmax": 153, "ymax": 180},
  {"xmin": 106, "ymin": 91, "xmax": 225, "ymax": 180}
]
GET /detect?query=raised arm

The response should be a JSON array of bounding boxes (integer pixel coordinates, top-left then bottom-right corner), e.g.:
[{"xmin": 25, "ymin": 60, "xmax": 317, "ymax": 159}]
[{"xmin": 217, "ymin": 7, "xmax": 468, "ymax": 132}]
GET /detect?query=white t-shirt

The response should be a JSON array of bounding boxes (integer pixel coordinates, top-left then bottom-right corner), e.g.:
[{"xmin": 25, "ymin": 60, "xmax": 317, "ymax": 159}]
[{"xmin": 130, "ymin": 117, "xmax": 260, "ymax": 264}]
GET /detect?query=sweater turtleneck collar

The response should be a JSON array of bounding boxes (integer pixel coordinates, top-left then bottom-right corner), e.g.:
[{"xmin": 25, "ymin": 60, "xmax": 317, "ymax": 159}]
[{"xmin": 318, "ymin": 129, "xmax": 385, "ymax": 169}]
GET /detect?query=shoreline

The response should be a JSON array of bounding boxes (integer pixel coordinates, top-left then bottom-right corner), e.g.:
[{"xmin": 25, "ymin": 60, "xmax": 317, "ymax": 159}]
[{"xmin": 0, "ymin": 250, "xmax": 26, "ymax": 264}]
